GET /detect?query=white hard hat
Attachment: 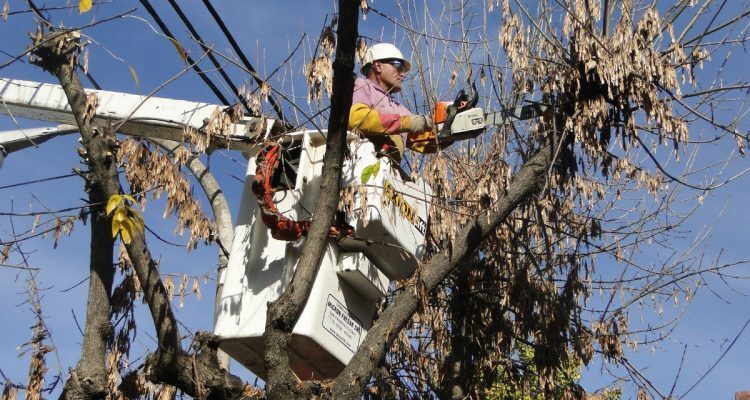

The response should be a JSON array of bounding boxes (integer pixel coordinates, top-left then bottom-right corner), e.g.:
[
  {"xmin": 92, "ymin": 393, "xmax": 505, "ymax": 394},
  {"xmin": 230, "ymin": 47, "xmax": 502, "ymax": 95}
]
[{"xmin": 361, "ymin": 43, "xmax": 412, "ymax": 74}]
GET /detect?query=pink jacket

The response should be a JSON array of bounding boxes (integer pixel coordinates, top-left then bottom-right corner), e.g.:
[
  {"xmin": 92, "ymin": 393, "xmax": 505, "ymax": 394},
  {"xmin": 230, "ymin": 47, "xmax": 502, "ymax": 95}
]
[
  {"xmin": 349, "ymin": 77, "xmax": 435, "ymax": 158},
  {"xmin": 352, "ymin": 77, "xmax": 413, "ymax": 121}
]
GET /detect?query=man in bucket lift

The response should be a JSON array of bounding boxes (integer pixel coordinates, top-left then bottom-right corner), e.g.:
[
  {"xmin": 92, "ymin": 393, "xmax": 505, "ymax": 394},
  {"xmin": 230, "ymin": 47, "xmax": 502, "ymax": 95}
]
[{"xmin": 349, "ymin": 43, "xmax": 439, "ymax": 161}]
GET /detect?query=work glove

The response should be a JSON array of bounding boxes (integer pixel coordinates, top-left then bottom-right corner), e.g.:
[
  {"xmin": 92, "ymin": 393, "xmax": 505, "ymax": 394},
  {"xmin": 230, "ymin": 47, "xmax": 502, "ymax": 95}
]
[{"xmin": 403, "ymin": 114, "xmax": 435, "ymax": 134}]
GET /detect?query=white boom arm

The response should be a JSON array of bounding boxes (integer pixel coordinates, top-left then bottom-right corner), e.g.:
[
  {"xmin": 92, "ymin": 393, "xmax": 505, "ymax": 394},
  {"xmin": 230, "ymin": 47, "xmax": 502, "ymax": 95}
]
[{"xmin": 0, "ymin": 78, "xmax": 279, "ymax": 154}]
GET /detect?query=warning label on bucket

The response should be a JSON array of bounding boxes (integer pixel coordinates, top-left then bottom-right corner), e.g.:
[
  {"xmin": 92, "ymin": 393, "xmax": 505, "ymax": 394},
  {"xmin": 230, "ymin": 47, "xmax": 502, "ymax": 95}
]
[{"xmin": 322, "ymin": 294, "xmax": 363, "ymax": 353}]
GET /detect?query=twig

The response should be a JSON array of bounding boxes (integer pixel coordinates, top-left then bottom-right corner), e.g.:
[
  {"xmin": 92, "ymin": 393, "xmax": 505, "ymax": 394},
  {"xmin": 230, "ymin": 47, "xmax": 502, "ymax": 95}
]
[
  {"xmin": 680, "ymin": 314, "xmax": 750, "ymax": 398},
  {"xmin": 668, "ymin": 344, "xmax": 688, "ymax": 398},
  {"xmin": 0, "ymin": 262, "xmax": 39, "ymax": 271},
  {"xmin": 144, "ymin": 225, "xmax": 187, "ymax": 248},
  {"xmin": 0, "ymin": 9, "xmax": 137, "ymax": 70},
  {"xmin": 71, "ymin": 309, "xmax": 84, "ymax": 336},
  {"xmin": 633, "ymin": 135, "xmax": 711, "ymax": 191},
  {"xmin": 60, "ymin": 275, "xmax": 90, "ymax": 293},
  {"xmin": 369, "ymin": 6, "xmax": 489, "ymax": 45},
  {"xmin": 111, "ymin": 51, "xmax": 210, "ymax": 134}
]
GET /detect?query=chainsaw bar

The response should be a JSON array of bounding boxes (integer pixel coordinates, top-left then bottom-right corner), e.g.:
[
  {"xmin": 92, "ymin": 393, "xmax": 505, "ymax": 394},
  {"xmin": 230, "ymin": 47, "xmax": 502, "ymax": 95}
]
[{"xmin": 484, "ymin": 102, "xmax": 547, "ymax": 125}]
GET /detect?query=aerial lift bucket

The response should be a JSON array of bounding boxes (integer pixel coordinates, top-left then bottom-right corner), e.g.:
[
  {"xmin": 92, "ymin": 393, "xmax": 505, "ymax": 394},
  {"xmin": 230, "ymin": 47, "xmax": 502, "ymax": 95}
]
[{"xmin": 214, "ymin": 130, "xmax": 432, "ymax": 380}]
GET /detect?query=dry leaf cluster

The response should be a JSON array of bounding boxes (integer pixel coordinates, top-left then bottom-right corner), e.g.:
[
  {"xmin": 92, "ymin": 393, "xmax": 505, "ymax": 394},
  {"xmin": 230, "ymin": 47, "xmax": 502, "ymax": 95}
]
[
  {"xmin": 304, "ymin": 25, "xmax": 336, "ymax": 102},
  {"xmin": 163, "ymin": 273, "xmax": 204, "ymax": 308},
  {"xmin": 118, "ymin": 139, "xmax": 215, "ymax": 249},
  {"xmin": 187, "ymin": 104, "xmax": 243, "ymax": 153},
  {"xmin": 17, "ymin": 279, "xmax": 54, "ymax": 400},
  {"xmin": 50, "ymin": 216, "xmax": 76, "ymax": 249}
]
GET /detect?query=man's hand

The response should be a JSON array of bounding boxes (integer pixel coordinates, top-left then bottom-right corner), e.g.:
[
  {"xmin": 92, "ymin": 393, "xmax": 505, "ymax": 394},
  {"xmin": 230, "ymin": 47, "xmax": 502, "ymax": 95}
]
[{"xmin": 403, "ymin": 114, "xmax": 435, "ymax": 134}]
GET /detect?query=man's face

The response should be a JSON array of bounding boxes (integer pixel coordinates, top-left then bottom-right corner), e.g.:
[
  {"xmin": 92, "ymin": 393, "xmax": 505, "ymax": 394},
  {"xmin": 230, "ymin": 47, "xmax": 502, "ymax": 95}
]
[{"xmin": 374, "ymin": 59, "xmax": 407, "ymax": 93}]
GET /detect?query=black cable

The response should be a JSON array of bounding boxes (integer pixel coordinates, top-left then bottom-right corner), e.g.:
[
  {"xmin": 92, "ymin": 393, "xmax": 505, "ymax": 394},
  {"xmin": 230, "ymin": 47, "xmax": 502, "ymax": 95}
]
[
  {"xmin": 84, "ymin": 70, "xmax": 102, "ymax": 90},
  {"xmin": 137, "ymin": 0, "xmax": 232, "ymax": 107},
  {"xmin": 201, "ymin": 0, "xmax": 291, "ymax": 129},
  {"xmin": 0, "ymin": 173, "xmax": 78, "ymax": 190},
  {"xmin": 0, "ymin": 49, "xmax": 19, "ymax": 60},
  {"xmin": 165, "ymin": 0, "xmax": 254, "ymax": 115}
]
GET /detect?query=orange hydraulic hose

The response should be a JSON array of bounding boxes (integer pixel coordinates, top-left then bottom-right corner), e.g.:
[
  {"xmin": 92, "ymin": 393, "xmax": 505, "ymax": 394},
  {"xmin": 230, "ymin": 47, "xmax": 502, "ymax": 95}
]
[{"xmin": 251, "ymin": 144, "xmax": 354, "ymax": 241}]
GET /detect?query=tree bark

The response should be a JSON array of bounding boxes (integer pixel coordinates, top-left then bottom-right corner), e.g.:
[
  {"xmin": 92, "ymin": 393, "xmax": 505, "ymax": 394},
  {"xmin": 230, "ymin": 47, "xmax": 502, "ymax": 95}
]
[
  {"xmin": 59, "ymin": 100, "xmax": 116, "ymax": 400},
  {"xmin": 332, "ymin": 144, "xmax": 557, "ymax": 399},
  {"xmin": 262, "ymin": 2, "xmax": 359, "ymax": 398},
  {"xmin": 438, "ymin": 267, "xmax": 475, "ymax": 399},
  {"xmin": 32, "ymin": 31, "xmax": 244, "ymax": 399},
  {"xmin": 30, "ymin": 30, "xmax": 119, "ymax": 400}
]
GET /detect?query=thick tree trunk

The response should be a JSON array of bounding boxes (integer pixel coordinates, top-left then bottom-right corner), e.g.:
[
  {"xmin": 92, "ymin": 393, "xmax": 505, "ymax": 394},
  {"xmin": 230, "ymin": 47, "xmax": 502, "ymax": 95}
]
[
  {"xmin": 438, "ymin": 268, "xmax": 475, "ymax": 399},
  {"xmin": 30, "ymin": 31, "xmax": 119, "ymax": 400},
  {"xmin": 59, "ymin": 127, "xmax": 116, "ymax": 400},
  {"xmin": 262, "ymin": 2, "xmax": 359, "ymax": 398}
]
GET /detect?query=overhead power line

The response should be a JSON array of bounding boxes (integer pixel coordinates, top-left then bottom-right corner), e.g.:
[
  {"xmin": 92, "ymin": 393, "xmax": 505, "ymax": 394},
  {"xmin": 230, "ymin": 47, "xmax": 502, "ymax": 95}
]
[
  {"xmin": 138, "ymin": 0, "xmax": 232, "ymax": 107},
  {"xmin": 201, "ymin": 0, "xmax": 291, "ymax": 129},
  {"xmin": 165, "ymin": 0, "xmax": 254, "ymax": 115},
  {"xmin": 0, "ymin": 173, "xmax": 78, "ymax": 190}
]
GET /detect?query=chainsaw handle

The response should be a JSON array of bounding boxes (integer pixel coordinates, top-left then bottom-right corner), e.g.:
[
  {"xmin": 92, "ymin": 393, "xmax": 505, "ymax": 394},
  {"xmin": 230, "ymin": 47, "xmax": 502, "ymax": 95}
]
[
  {"xmin": 451, "ymin": 82, "xmax": 479, "ymax": 111},
  {"xmin": 435, "ymin": 82, "xmax": 480, "ymax": 141},
  {"xmin": 453, "ymin": 89, "xmax": 467, "ymax": 108}
]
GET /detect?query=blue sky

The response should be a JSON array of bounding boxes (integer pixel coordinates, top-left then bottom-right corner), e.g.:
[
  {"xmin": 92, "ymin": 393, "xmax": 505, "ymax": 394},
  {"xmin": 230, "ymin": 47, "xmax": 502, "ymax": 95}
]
[{"xmin": 1, "ymin": 1, "xmax": 749, "ymax": 398}]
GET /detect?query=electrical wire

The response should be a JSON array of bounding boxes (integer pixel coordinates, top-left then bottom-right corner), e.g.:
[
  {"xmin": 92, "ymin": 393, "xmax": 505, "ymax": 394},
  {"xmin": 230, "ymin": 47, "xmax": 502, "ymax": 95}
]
[
  {"xmin": 0, "ymin": 173, "xmax": 78, "ymax": 190},
  {"xmin": 165, "ymin": 0, "xmax": 253, "ymax": 115},
  {"xmin": 137, "ymin": 0, "xmax": 232, "ymax": 107},
  {"xmin": 201, "ymin": 0, "xmax": 291, "ymax": 129}
]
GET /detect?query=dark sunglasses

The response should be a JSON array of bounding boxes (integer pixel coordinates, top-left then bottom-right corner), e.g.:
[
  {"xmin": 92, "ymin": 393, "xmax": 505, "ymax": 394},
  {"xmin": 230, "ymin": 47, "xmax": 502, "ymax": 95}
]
[{"xmin": 380, "ymin": 59, "xmax": 407, "ymax": 73}]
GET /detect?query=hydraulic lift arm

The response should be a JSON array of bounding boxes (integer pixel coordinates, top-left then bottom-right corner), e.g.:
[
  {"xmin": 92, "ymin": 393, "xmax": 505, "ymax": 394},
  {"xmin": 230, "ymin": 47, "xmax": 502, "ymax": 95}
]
[{"xmin": 0, "ymin": 78, "xmax": 282, "ymax": 166}]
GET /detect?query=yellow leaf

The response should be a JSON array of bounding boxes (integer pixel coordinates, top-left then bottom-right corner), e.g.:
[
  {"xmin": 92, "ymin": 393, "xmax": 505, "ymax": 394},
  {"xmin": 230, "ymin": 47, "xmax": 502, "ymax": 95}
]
[
  {"xmin": 120, "ymin": 218, "xmax": 139, "ymax": 245},
  {"xmin": 126, "ymin": 213, "xmax": 144, "ymax": 235},
  {"xmin": 113, "ymin": 209, "xmax": 127, "ymax": 223},
  {"xmin": 106, "ymin": 194, "xmax": 122, "ymax": 216},
  {"xmin": 122, "ymin": 194, "xmax": 137, "ymax": 205},
  {"xmin": 169, "ymin": 37, "xmax": 188, "ymax": 64},
  {"xmin": 120, "ymin": 224, "xmax": 132, "ymax": 244},
  {"xmin": 79, "ymin": 0, "xmax": 92, "ymax": 13},
  {"xmin": 121, "ymin": 218, "xmax": 135, "ymax": 237},
  {"xmin": 112, "ymin": 220, "xmax": 121, "ymax": 239}
]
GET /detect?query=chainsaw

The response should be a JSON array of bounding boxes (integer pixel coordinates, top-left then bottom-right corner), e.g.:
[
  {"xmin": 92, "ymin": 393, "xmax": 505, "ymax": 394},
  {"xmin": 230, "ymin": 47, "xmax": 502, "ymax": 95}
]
[{"xmin": 434, "ymin": 86, "xmax": 546, "ymax": 142}]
